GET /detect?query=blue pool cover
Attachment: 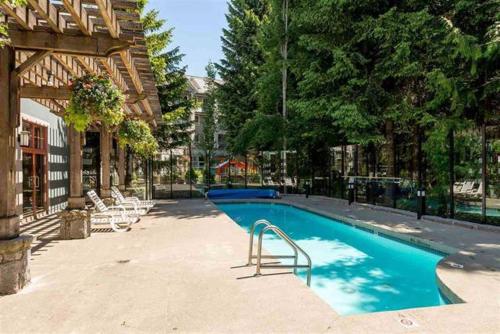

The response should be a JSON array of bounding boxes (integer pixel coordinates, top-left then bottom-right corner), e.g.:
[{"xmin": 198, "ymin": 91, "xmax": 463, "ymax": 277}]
[{"xmin": 207, "ymin": 189, "xmax": 279, "ymax": 200}]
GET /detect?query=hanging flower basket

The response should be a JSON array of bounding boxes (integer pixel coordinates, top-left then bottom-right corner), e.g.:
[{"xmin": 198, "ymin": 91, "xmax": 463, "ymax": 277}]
[
  {"xmin": 65, "ymin": 74, "xmax": 125, "ymax": 132},
  {"xmin": 118, "ymin": 119, "xmax": 159, "ymax": 158}
]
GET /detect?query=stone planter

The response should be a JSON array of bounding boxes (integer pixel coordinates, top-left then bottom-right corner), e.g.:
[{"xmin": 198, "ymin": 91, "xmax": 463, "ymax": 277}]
[
  {"xmin": 59, "ymin": 210, "xmax": 91, "ymax": 240},
  {"xmin": 0, "ymin": 235, "xmax": 33, "ymax": 295}
]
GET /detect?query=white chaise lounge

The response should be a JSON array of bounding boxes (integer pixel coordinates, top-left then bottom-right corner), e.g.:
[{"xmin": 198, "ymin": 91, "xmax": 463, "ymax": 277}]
[
  {"xmin": 111, "ymin": 186, "xmax": 155, "ymax": 214},
  {"xmin": 87, "ymin": 190, "xmax": 139, "ymax": 232}
]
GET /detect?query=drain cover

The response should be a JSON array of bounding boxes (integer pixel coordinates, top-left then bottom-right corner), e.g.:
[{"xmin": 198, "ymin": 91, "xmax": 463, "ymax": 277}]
[
  {"xmin": 400, "ymin": 318, "xmax": 414, "ymax": 327},
  {"xmin": 398, "ymin": 315, "xmax": 418, "ymax": 328}
]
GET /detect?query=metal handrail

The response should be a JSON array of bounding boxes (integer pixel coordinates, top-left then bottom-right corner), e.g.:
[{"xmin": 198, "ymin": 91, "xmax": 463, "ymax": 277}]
[{"xmin": 247, "ymin": 220, "xmax": 312, "ymax": 287}]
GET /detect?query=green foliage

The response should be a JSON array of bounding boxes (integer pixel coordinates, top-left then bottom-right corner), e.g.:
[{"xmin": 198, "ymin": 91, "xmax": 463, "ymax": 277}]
[
  {"xmin": 493, "ymin": 140, "xmax": 500, "ymax": 154},
  {"xmin": 199, "ymin": 62, "xmax": 218, "ymax": 155},
  {"xmin": 156, "ymin": 106, "xmax": 193, "ymax": 151},
  {"xmin": 143, "ymin": 3, "xmax": 195, "ymax": 153},
  {"xmin": 118, "ymin": 120, "xmax": 159, "ymax": 158},
  {"xmin": 137, "ymin": 0, "xmax": 172, "ymax": 85},
  {"xmin": 184, "ymin": 168, "xmax": 200, "ymax": 183},
  {"xmin": 220, "ymin": 0, "xmax": 499, "ymax": 200},
  {"xmin": 216, "ymin": 0, "xmax": 270, "ymax": 154},
  {"xmin": 66, "ymin": 75, "xmax": 124, "ymax": 132}
]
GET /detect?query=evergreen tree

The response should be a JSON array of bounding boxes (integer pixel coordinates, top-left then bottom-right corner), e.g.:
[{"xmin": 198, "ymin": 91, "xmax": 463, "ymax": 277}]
[
  {"xmin": 137, "ymin": 0, "xmax": 173, "ymax": 85},
  {"xmin": 200, "ymin": 62, "xmax": 218, "ymax": 185},
  {"xmin": 152, "ymin": 21, "xmax": 195, "ymax": 152},
  {"xmin": 216, "ymin": 0, "xmax": 270, "ymax": 155}
]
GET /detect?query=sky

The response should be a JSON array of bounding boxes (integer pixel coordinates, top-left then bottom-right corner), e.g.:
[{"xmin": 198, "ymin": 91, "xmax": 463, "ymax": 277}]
[{"xmin": 146, "ymin": 0, "xmax": 228, "ymax": 78}]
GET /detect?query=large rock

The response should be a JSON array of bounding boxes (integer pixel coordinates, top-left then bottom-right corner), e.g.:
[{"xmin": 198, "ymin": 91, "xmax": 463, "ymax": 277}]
[
  {"xmin": 59, "ymin": 210, "xmax": 91, "ymax": 240},
  {"xmin": 0, "ymin": 235, "xmax": 33, "ymax": 295}
]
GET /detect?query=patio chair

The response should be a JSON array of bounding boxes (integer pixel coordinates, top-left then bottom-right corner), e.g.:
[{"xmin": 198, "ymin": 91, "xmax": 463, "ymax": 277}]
[
  {"xmin": 467, "ymin": 182, "xmax": 483, "ymax": 199},
  {"xmin": 87, "ymin": 190, "xmax": 139, "ymax": 232},
  {"xmin": 111, "ymin": 186, "xmax": 155, "ymax": 213},
  {"xmin": 459, "ymin": 181, "xmax": 475, "ymax": 194},
  {"xmin": 264, "ymin": 177, "xmax": 275, "ymax": 186},
  {"xmin": 453, "ymin": 182, "xmax": 464, "ymax": 194}
]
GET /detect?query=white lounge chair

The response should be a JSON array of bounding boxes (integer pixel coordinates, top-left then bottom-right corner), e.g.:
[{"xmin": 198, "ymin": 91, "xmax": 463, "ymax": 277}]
[
  {"xmin": 453, "ymin": 182, "xmax": 464, "ymax": 194},
  {"xmin": 111, "ymin": 186, "xmax": 155, "ymax": 213},
  {"xmin": 87, "ymin": 190, "xmax": 139, "ymax": 232},
  {"xmin": 264, "ymin": 177, "xmax": 275, "ymax": 186},
  {"xmin": 459, "ymin": 181, "xmax": 475, "ymax": 194},
  {"xmin": 467, "ymin": 182, "xmax": 483, "ymax": 198}
]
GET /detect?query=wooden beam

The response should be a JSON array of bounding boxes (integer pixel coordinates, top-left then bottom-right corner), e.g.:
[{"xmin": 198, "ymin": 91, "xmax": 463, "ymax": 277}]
[
  {"xmin": 0, "ymin": 3, "xmax": 36, "ymax": 30},
  {"xmin": 61, "ymin": 0, "xmax": 93, "ymax": 36},
  {"xmin": 20, "ymin": 85, "xmax": 71, "ymax": 100},
  {"xmin": 21, "ymin": 85, "xmax": 152, "ymax": 104},
  {"xmin": 119, "ymin": 49, "xmax": 143, "ymax": 93},
  {"xmin": 95, "ymin": 0, "xmax": 120, "ymax": 38},
  {"xmin": 52, "ymin": 54, "xmax": 85, "ymax": 78},
  {"xmin": 26, "ymin": 0, "xmax": 66, "ymax": 33},
  {"xmin": 9, "ymin": 30, "xmax": 130, "ymax": 57},
  {"xmin": 14, "ymin": 50, "xmax": 52, "ymax": 77}
]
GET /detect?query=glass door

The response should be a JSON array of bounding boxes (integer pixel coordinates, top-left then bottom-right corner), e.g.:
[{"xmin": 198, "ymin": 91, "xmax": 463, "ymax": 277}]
[
  {"xmin": 22, "ymin": 153, "xmax": 34, "ymax": 214},
  {"xmin": 21, "ymin": 121, "xmax": 48, "ymax": 217}
]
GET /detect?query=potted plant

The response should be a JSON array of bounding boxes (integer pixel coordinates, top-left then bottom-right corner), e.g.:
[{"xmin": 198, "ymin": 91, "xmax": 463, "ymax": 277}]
[{"xmin": 65, "ymin": 74, "xmax": 125, "ymax": 132}]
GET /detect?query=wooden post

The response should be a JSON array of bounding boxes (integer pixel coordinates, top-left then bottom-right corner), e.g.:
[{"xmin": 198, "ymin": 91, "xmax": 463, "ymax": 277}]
[
  {"xmin": 67, "ymin": 127, "xmax": 85, "ymax": 209},
  {"xmin": 117, "ymin": 145, "xmax": 126, "ymax": 191},
  {"xmin": 0, "ymin": 46, "xmax": 19, "ymax": 240},
  {"xmin": 0, "ymin": 46, "xmax": 33, "ymax": 295},
  {"xmin": 100, "ymin": 128, "xmax": 111, "ymax": 198}
]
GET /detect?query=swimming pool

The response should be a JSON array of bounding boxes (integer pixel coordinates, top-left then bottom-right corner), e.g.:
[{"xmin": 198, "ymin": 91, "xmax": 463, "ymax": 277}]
[{"xmin": 217, "ymin": 202, "xmax": 450, "ymax": 315}]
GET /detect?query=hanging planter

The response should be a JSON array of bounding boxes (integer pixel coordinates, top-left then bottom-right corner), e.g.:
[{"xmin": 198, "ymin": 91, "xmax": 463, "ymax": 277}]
[
  {"xmin": 118, "ymin": 119, "xmax": 159, "ymax": 158},
  {"xmin": 65, "ymin": 74, "xmax": 125, "ymax": 132}
]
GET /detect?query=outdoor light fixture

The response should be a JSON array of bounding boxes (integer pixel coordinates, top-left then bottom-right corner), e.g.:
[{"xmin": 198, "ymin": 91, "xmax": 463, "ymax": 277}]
[
  {"xmin": 47, "ymin": 71, "xmax": 54, "ymax": 86},
  {"xmin": 19, "ymin": 130, "xmax": 30, "ymax": 147},
  {"xmin": 417, "ymin": 190, "xmax": 426, "ymax": 197}
]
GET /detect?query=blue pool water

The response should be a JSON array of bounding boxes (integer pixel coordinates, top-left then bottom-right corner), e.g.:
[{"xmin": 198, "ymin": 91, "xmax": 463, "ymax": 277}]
[{"xmin": 217, "ymin": 202, "xmax": 449, "ymax": 315}]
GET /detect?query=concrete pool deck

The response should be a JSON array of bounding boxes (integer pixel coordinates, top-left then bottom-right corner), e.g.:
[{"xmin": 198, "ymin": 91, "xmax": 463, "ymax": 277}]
[{"xmin": 0, "ymin": 197, "xmax": 498, "ymax": 333}]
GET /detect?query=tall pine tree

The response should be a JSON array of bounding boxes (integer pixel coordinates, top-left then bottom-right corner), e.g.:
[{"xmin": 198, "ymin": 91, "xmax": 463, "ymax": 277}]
[
  {"xmin": 216, "ymin": 0, "xmax": 270, "ymax": 155},
  {"xmin": 137, "ymin": 0, "xmax": 173, "ymax": 85},
  {"xmin": 200, "ymin": 62, "xmax": 218, "ymax": 185}
]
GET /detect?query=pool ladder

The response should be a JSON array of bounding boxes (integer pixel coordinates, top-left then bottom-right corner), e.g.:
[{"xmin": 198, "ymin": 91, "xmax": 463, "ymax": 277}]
[{"xmin": 247, "ymin": 220, "xmax": 312, "ymax": 286}]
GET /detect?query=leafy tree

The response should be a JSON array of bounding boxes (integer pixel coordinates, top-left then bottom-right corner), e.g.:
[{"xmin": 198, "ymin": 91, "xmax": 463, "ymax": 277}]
[{"xmin": 216, "ymin": 0, "xmax": 270, "ymax": 154}]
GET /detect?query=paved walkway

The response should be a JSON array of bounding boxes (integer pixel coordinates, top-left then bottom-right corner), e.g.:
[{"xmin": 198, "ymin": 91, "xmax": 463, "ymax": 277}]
[{"xmin": 0, "ymin": 198, "xmax": 498, "ymax": 333}]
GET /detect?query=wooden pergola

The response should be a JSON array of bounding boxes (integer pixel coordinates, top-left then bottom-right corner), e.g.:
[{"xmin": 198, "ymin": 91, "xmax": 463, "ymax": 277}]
[{"xmin": 0, "ymin": 0, "xmax": 161, "ymax": 295}]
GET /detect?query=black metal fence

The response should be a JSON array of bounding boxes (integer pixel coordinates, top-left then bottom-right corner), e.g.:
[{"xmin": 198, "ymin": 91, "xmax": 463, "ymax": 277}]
[{"xmin": 122, "ymin": 128, "xmax": 499, "ymax": 227}]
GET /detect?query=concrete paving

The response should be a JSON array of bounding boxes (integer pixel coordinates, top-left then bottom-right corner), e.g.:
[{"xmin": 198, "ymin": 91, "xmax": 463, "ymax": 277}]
[{"xmin": 0, "ymin": 197, "xmax": 498, "ymax": 333}]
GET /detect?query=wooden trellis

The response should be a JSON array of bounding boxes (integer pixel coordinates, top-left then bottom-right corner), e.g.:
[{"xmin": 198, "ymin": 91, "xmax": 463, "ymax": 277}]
[{"xmin": 0, "ymin": 0, "xmax": 161, "ymax": 125}]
